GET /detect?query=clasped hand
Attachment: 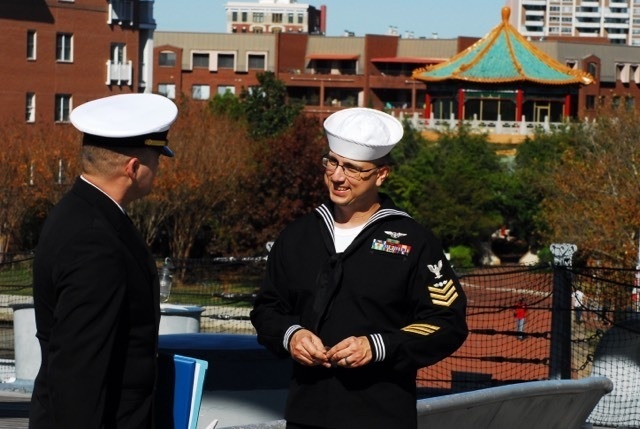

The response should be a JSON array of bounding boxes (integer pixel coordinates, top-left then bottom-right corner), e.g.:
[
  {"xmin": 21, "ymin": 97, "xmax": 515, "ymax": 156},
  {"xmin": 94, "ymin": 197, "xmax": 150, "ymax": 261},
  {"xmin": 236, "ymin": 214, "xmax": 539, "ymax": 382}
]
[{"xmin": 289, "ymin": 329, "xmax": 372, "ymax": 368}]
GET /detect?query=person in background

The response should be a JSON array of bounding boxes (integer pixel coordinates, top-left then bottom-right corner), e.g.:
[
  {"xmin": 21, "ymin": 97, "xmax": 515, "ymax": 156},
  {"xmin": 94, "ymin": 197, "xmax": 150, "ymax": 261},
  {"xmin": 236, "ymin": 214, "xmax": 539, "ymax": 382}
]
[
  {"xmin": 573, "ymin": 288, "xmax": 585, "ymax": 324},
  {"xmin": 251, "ymin": 107, "xmax": 468, "ymax": 429},
  {"xmin": 514, "ymin": 298, "xmax": 527, "ymax": 340},
  {"xmin": 29, "ymin": 93, "xmax": 178, "ymax": 429}
]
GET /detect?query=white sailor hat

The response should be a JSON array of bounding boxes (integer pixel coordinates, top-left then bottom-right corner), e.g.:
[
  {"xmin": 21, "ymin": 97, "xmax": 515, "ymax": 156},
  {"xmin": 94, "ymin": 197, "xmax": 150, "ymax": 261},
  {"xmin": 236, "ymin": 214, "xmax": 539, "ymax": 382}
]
[
  {"xmin": 70, "ymin": 93, "xmax": 178, "ymax": 157},
  {"xmin": 323, "ymin": 107, "xmax": 403, "ymax": 161}
]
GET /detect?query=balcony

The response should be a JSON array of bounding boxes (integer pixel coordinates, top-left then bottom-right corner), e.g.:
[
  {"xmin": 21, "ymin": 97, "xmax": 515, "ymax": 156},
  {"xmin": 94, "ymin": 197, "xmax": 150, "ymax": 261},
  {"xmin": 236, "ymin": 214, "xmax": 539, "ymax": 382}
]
[
  {"xmin": 106, "ymin": 61, "xmax": 133, "ymax": 86},
  {"xmin": 522, "ymin": 0, "xmax": 547, "ymax": 6},
  {"xmin": 575, "ymin": 11, "xmax": 601, "ymax": 18},
  {"xmin": 524, "ymin": 20, "xmax": 545, "ymax": 27},
  {"xmin": 575, "ymin": 21, "xmax": 603, "ymax": 28},
  {"xmin": 108, "ymin": 0, "xmax": 134, "ymax": 26},
  {"xmin": 603, "ymin": 21, "xmax": 630, "ymax": 29}
]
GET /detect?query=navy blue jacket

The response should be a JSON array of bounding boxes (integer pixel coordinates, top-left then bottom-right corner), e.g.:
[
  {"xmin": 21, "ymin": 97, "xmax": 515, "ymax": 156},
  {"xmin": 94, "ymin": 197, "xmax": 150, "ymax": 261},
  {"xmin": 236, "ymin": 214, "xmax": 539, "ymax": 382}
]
[
  {"xmin": 30, "ymin": 178, "xmax": 160, "ymax": 429},
  {"xmin": 251, "ymin": 195, "xmax": 468, "ymax": 429}
]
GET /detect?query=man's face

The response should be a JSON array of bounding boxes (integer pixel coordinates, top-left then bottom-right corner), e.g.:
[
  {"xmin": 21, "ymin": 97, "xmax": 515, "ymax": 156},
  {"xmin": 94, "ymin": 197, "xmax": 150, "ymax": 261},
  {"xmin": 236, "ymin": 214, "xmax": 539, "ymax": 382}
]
[
  {"xmin": 131, "ymin": 149, "xmax": 161, "ymax": 199},
  {"xmin": 323, "ymin": 151, "xmax": 388, "ymax": 210}
]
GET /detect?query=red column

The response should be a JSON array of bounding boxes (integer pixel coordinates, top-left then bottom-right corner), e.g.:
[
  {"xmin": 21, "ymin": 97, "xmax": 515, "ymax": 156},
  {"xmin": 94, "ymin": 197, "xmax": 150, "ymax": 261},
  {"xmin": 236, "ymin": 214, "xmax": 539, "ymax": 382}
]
[
  {"xmin": 424, "ymin": 93, "xmax": 431, "ymax": 119},
  {"xmin": 457, "ymin": 88, "xmax": 464, "ymax": 122},
  {"xmin": 564, "ymin": 94, "xmax": 571, "ymax": 119},
  {"xmin": 516, "ymin": 89, "xmax": 523, "ymax": 121}
]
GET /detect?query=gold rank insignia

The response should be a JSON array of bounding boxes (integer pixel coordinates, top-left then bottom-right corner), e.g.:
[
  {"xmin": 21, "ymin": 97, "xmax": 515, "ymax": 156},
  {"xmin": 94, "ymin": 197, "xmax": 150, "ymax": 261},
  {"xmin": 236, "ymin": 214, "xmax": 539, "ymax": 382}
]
[
  {"xmin": 402, "ymin": 323, "xmax": 440, "ymax": 336},
  {"xmin": 428, "ymin": 279, "xmax": 459, "ymax": 307}
]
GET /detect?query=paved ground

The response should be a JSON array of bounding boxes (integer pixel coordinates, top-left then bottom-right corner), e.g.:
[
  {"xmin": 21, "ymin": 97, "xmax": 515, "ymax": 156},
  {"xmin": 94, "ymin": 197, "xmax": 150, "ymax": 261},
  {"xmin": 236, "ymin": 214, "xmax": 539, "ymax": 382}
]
[{"xmin": 0, "ymin": 390, "xmax": 29, "ymax": 429}]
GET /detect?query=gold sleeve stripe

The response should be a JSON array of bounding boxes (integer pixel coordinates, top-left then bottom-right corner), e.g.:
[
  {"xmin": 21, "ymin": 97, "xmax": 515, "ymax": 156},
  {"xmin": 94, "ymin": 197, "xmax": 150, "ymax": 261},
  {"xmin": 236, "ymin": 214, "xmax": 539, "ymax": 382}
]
[
  {"xmin": 428, "ymin": 280, "xmax": 459, "ymax": 307},
  {"xmin": 402, "ymin": 323, "xmax": 440, "ymax": 336}
]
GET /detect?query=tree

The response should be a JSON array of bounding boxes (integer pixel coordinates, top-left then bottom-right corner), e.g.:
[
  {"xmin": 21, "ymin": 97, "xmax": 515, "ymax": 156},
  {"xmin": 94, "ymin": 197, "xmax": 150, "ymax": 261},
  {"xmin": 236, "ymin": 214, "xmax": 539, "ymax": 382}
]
[
  {"xmin": 502, "ymin": 126, "xmax": 583, "ymax": 250},
  {"xmin": 0, "ymin": 122, "xmax": 79, "ymax": 260},
  {"xmin": 128, "ymin": 99, "xmax": 254, "ymax": 261},
  {"xmin": 224, "ymin": 114, "xmax": 327, "ymax": 254},
  {"xmin": 385, "ymin": 124, "xmax": 505, "ymax": 258},
  {"xmin": 541, "ymin": 108, "xmax": 640, "ymax": 266},
  {"xmin": 240, "ymin": 71, "xmax": 302, "ymax": 140}
]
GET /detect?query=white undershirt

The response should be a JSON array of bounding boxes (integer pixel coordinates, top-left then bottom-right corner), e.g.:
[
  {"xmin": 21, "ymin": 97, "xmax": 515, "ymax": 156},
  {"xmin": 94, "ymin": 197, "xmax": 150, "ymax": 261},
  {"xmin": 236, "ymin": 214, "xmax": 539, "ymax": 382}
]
[{"xmin": 334, "ymin": 223, "xmax": 365, "ymax": 253}]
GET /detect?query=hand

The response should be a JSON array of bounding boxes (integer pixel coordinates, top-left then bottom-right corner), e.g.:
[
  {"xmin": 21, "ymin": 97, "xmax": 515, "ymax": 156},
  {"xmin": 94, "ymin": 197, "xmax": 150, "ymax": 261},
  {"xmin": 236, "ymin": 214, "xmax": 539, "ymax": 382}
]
[
  {"xmin": 289, "ymin": 329, "xmax": 330, "ymax": 367},
  {"xmin": 326, "ymin": 336, "xmax": 372, "ymax": 368}
]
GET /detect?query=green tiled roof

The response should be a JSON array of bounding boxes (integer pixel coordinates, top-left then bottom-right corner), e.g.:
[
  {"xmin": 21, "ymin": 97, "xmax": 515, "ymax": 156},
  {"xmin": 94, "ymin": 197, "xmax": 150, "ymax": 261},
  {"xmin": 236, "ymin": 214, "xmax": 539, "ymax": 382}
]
[{"xmin": 413, "ymin": 7, "xmax": 593, "ymax": 85}]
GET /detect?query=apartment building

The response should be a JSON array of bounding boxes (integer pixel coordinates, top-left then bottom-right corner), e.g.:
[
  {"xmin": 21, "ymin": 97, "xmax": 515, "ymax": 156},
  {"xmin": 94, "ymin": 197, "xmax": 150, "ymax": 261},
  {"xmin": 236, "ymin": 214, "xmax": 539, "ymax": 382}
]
[
  {"xmin": 153, "ymin": 20, "xmax": 640, "ymax": 133},
  {"xmin": 153, "ymin": 31, "xmax": 475, "ymax": 119},
  {"xmin": 225, "ymin": 0, "xmax": 325, "ymax": 34},
  {"xmin": 508, "ymin": 0, "xmax": 640, "ymax": 46},
  {"xmin": 0, "ymin": 0, "xmax": 156, "ymax": 126}
]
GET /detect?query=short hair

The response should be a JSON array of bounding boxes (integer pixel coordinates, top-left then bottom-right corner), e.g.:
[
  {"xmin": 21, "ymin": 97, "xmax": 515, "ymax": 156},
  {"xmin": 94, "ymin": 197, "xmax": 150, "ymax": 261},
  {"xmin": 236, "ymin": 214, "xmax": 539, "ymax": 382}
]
[{"xmin": 82, "ymin": 145, "xmax": 153, "ymax": 177}]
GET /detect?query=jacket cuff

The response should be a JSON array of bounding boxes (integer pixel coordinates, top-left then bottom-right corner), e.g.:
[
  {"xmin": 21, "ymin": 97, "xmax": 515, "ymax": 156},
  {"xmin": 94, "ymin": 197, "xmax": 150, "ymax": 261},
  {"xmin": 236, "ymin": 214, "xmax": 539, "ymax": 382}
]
[
  {"xmin": 283, "ymin": 324, "xmax": 304, "ymax": 352},
  {"xmin": 367, "ymin": 333, "xmax": 386, "ymax": 362}
]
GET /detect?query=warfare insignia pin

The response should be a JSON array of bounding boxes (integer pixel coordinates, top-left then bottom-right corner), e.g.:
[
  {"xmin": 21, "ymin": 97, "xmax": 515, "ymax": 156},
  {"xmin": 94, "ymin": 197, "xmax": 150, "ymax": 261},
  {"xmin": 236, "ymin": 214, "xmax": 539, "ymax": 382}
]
[
  {"xmin": 385, "ymin": 231, "xmax": 407, "ymax": 239},
  {"xmin": 427, "ymin": 260, "xmax": 443, "ymax": 279}
]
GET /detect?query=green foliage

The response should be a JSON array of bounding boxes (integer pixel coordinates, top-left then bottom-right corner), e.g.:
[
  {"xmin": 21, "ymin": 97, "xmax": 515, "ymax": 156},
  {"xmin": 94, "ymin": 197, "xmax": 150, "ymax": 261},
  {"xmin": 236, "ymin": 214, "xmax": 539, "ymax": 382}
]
[
  {"xmin": 209, "ymin": 91, "xmax": 245, "ymax": 121},
  {"xmin": 502, "ymin": 126, "xmax": 584, "ymax": 248},
  {"xmin": 240, "ymin": 71, "xmax": 302, "ymax": 140},
  {"xmin": 385, "ymin": 124, "xmax": 505, "ymax": 250},
  {"xmin": 448, "ymin": 245, "xmax": 474, "ymax": 268}
]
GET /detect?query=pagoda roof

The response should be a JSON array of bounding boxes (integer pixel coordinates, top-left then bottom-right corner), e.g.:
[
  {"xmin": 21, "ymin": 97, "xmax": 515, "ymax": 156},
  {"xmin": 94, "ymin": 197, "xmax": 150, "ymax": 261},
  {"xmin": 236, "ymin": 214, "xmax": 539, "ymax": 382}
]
[{"xmin": 412, "ymin": 7, "xmax": 594, "ymax": 86}]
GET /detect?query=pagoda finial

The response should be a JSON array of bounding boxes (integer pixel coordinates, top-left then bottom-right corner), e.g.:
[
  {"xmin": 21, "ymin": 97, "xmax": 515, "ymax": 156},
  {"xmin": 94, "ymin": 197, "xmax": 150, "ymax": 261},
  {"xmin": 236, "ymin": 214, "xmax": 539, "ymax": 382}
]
[{"xmin": 502, "ymin": 6, "xmax": 511, "ymax": 23}]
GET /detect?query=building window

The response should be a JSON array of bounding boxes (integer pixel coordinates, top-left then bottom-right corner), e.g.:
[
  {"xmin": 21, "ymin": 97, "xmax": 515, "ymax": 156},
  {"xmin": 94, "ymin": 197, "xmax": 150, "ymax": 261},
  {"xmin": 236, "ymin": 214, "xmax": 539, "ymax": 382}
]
[
  {"xmin": 158, "ymin": 83, "xmax": 176, "ymax": 99},
  {"xmin": 242, "ymin": 12, "xmax": 248, "ymax": 22},
  {"xmin": 218, "ymin": 53, "xmax": 235, "ymax": 69},
  {"xmin": 25, "ymin": 93, "xmax": 36, "ymax": 123},
  {"xmin": 253, "ymin": 27, "xmax": 264, "ymax": 34},
  {"xmin": 54, "ymin": 94, "xmax": 71, "ymax": 122},
  {"xmin": 253, "ymin": 12, "xmax": 264, "ymax": 23},
  {"xmin": 193, "ymin": 53, "xmax": 210, "ymax": 68},
  {"xmin": 298, "ymin": 13, "xmax": 304, "ymax": 24},
  {"xmin": 111, "ymin": 43, "xmax": 126, "ymax": 64},
  {"xmin": 56, "ymin": 33, "xmax": 73, "ymax": 62},
  {"xmin": 27, "ymin": 30, "xmax": 37, "ymax": 60},
  {"xmin": 192, "ymin": 84, "xmax": 210, "ymax": 100},
  {"xmin": 626, "ymin": 96, "xmax": 635, "ymax": 110},
  {"xmin": 217, "ymin": 85, "xmax": 236, "ymax": 95},
  {"xmin": 232, "ymin": 11, "xmax": 238, "ymax": 21},
  {"xmin": 288, "ymin": 13, "xmax": 294, "ymax": 23},
  {"xmin": 159, "ymin": 51, "xmax": 176, "ymax": 67},
  {"xmin": 272, "ymin": 13, "xmax": 283, "ymax": 23},
  {"xmin": 248, "ymin": 54, "xmax": 266, "ymax": 70},
  {"xmin": 587, "ymin": 62, "xmax": 598, "ymax": 78}
]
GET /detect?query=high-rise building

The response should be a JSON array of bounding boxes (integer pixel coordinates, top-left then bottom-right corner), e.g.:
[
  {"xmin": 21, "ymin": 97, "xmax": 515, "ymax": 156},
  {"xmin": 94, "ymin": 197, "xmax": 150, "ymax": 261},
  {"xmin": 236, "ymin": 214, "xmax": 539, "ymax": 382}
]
[
  {"xmin": 508, "ymin": 0, "xmax": 640, "ymax": 46},
  {"xmin": 225, "ymin": 0, "xmax": 325, "ymax": 34}
]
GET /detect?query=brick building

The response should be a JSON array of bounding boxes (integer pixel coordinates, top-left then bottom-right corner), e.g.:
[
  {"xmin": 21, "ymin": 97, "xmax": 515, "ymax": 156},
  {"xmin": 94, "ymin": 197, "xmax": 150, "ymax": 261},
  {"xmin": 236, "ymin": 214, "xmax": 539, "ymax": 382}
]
[{"xmin": 0, "ymin": 0, "xmax": 156, "ymax": 126}]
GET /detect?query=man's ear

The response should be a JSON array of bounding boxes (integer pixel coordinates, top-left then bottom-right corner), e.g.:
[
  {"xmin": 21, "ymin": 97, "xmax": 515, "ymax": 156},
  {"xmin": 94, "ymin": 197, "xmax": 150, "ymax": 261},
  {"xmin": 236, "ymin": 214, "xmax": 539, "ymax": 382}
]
[
  {"xmin": 124, "ymin": 157, "xmax": 140, "ymax": 180},
  {"xmin": 376, "ymin": 165, "xmax": 390, "ymax": 186}
]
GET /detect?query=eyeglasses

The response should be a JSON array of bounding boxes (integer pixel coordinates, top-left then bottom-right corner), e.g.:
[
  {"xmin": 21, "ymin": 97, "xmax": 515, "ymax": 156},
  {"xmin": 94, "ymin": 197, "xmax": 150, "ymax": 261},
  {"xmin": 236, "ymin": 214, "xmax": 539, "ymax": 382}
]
[{"xmin": 322, "ymin": 155, "xmax": 379, "ymax": 180}]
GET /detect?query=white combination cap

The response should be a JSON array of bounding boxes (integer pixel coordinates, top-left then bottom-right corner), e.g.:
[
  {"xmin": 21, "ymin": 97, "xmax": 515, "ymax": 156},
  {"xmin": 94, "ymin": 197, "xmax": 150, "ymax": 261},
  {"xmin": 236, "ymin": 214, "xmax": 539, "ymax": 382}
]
[
  {"xmin": 323, "ymin": 107, "xmax": 403, "ymax": 161},
  {"xmin": 70, "ymin": 93, "xmax": 178, "ymax": 157}
]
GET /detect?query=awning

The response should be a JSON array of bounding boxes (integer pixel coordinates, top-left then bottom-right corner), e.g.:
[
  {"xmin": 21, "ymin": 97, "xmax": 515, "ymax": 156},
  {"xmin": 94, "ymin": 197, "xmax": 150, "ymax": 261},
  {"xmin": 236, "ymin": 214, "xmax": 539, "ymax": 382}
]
[
  {"xmin": 371, "ymin": 57, "xmax": 444, "ymax": 64},
  {"xmin": 306, "ymin": 54, "xmax": 360, "ymax": 61}
]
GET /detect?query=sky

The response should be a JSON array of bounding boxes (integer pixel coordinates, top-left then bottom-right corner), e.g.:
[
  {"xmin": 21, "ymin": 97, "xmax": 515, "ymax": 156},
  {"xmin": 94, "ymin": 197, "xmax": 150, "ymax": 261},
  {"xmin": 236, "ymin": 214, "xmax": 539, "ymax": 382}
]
[{"xmin": 154, "ymin": 0, "xmax": 509, "ymax": 39}]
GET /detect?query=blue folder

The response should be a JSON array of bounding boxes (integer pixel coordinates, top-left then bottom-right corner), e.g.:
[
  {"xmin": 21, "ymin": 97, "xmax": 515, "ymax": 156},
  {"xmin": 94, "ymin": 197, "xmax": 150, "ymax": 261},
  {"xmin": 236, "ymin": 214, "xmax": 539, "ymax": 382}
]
[{"xmin": 156, "ymin": 353, "xmax": 209, "ymax": 429}]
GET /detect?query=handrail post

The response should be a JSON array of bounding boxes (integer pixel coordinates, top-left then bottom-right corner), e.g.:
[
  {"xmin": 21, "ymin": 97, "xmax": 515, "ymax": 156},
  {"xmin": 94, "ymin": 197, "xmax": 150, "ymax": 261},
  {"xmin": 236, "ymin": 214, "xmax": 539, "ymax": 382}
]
[{"xmin": 549, "ymin": 243, "xmax": 577, "ymax": 379}]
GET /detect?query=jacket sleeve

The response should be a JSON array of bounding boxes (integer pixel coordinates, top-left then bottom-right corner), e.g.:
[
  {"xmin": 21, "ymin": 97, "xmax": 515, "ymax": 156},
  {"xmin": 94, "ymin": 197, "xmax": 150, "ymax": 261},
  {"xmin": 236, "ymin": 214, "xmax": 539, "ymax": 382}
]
[
  {"xmin": 48, "ymin": 228, "xmax": 127, "ymax": 428},
  {"xmin": 250, "ymin": 236, "xmax": 302, "ymax": 358},
  {"xmin": 371, "ymin": 235, "xmax": 468, "ymax": 371}
]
